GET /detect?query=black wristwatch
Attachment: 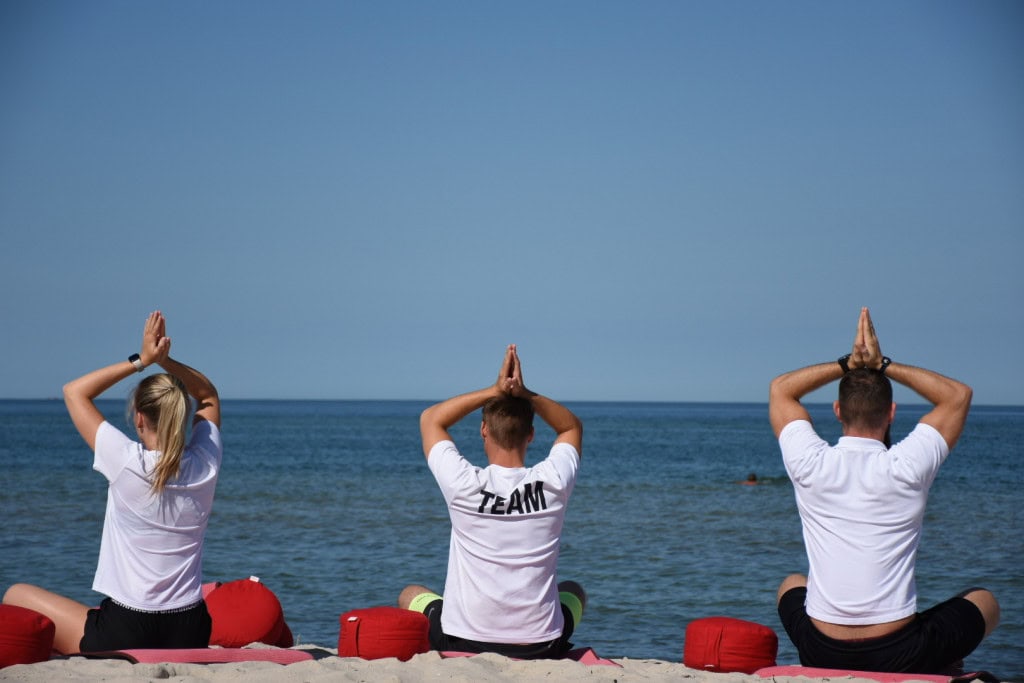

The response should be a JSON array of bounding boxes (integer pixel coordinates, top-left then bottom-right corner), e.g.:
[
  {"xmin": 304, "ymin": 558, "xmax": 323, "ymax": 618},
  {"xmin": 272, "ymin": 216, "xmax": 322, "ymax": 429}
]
[
  {"xmin": 839, "ymin": 354, "xmax": 892, "ymax": 374},
  {"xmin": 128, "ymin": 353, "xmax": 145, "ymax": 372}
]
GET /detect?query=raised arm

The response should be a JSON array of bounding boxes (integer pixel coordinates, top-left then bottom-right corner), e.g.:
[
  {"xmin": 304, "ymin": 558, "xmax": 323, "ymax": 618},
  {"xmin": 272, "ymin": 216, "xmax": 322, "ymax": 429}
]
[
  {"xmin": 849, "ymin": 307, "xmax": 971, "ymax": 447},
  {"xmin": 886, "ymin": 363, "xmax": 972, "ymax": 449},
  {"xmin": 63, "ymin": 311, "xmax": 171, "ymax": 450},
  {"xmin": 769, "ymin": 307, "xmax": 876, "ymax": 438},
  {"xmin": 504, "ymin": 345, "xmax": 583, "ymax": 455},
  {"xmin": 419, "ymin": 345, "xmax": 515, "ymax": 457},
  {"xmin": 159, "ymin": 356, "xmax": 220, "ymax": 428},
  {"xmin": 769, "ymin": 362, "xmax": 842, "ymax": 438}
]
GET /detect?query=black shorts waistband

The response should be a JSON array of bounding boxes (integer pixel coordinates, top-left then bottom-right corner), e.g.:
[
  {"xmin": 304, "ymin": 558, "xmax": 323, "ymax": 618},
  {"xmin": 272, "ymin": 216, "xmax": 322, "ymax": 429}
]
[{"xmin": 109, "ymin": 598, "xmax": 205, "ymax": 615}]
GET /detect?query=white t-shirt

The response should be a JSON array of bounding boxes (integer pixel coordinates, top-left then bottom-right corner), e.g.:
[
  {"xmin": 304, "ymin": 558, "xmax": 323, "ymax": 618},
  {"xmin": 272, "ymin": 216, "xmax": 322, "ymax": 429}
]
[
  {"xmin": 780, "ymin": 419, "xmax": 948, "ymax": 625},
  {"xmin": 92, "ymin": 419, "xmax": 222, "ymax": 611},
  {"xmin": 427, "ymin": 439, "xmax": 580, "ymax": 643}
]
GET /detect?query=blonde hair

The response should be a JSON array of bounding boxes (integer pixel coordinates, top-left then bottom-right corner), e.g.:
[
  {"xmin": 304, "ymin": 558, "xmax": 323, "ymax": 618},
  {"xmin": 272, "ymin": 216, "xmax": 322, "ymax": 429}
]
[{"xmin": 131, "ymin": 373, "xmax": 190, "ymax": 494}]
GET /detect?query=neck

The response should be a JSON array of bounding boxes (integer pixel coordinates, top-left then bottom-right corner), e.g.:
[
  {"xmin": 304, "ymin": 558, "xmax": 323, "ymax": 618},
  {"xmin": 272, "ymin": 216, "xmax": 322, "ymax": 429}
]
[
  {"xmin": 486, "ymin": 446, "xmax": 527, "ymax": 468},
  {"xmin": 842, "ymin": 425, "xmax": 887, "ymax": 442}
]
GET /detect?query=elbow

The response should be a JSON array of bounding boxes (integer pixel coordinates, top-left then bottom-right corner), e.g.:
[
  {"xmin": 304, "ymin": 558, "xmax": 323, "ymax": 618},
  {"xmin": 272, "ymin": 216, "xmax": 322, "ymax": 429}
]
[
  {"xmin": 768, "ymin": 375, "xmax": 787, "ymax": 404},
  {"xmin": 62, "ymin": 381, "xmax": 79, "ymax": 405},
  {"xmin": 419, "ymin": 407, "xmax": 437, "ymax": 431},
  {"xmin": 957, "ymin": 383, "xmax": 974, "ymax": 411}
]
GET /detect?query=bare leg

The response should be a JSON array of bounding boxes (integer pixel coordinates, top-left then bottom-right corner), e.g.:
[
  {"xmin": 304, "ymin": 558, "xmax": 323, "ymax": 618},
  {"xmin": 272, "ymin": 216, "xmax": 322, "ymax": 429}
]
[
  {"xmin": 3, "ymin": 583, "xmax": 90, "ymax": 654},
  {"xmin": 398, "ymin": 584, "xmax": 436, "ymax": 610}
]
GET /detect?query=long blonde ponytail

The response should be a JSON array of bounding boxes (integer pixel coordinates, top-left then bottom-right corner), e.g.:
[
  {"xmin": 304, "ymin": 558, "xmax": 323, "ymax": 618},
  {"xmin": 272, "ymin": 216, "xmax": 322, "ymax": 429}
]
[{"xmin": 132, "ymin": 373, "xmax": 190, "ymax": 494}]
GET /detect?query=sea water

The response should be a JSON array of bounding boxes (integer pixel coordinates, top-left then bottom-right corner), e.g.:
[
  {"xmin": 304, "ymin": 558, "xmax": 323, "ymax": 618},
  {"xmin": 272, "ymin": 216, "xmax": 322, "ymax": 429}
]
[{"xmin": 1, "ymin": 399, "xmax": 1021, "ymax": 678}]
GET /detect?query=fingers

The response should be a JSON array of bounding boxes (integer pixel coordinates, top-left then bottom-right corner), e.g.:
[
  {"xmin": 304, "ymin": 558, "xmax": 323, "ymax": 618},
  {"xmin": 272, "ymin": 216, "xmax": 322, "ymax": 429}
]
[
  {"xmin": 144, "ymin": 311, "xmax": 166, "ymax": 338},
  {"xmin": 498, "ymin": 344, "xmax": 514, "ymax": 380},
  {"xmin": 496, "ymin": 344, "xmax": 528, "ymax": 396}
]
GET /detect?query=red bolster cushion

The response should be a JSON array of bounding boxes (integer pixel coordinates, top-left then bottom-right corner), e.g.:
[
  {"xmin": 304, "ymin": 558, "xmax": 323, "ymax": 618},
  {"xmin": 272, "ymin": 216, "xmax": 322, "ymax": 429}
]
[
  {"xmin": 206, "ymin": 577, "xmax": 292, "ymax": 648},
  {"xmin": 0, "ymin": 604, "xmax": 55, "ymax": 668},
  {"xmin": 338, "ymin": 607, "xmax": 430, "ymax": 661},
  {"xmin": 683, "ymin": 616, "xmax": 778, "ymax": 674}
]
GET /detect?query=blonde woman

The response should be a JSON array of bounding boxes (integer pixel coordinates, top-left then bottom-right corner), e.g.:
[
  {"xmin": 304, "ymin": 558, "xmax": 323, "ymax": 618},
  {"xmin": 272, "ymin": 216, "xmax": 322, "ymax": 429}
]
[{"xmin": 3, "ymin": 311, "xmax": 222, "ymax": 654}]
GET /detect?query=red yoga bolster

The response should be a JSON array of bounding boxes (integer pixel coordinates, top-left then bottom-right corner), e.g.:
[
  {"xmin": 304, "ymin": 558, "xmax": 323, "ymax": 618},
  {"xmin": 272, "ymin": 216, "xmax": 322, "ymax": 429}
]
[
  {"xmin": 338, "ymin": 606, "xmax": 430, "ymax": 662},
  {"xmin": 684, "ymin": 616, "xmax": 779, "ymax": 674}
]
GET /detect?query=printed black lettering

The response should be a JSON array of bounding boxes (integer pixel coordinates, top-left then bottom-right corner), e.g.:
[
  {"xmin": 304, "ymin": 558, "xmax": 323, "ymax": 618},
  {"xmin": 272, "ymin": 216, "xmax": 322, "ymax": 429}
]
[
  {"xmin": 523, "ymin": 481, "xmax": 546, "ymax": 512},
  {"xmin": 478, "ymin": 490, "xmax": 495, "ymax": 513},
  {"xmin": 506, "ymin": 489, "xmax": 524, "ymax": 514},
  {"xmin": 491, "ymin": 495, "xmax": 506, "ymax": 514}
]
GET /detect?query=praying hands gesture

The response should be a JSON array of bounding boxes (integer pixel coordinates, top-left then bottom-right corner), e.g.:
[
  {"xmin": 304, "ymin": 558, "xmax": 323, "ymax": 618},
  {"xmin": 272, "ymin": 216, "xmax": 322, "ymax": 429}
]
[
  {"xmin": 850, "ymin": 307, "xmax": 885, "ymax": 371},
  {"xmin": 496, "ymin": 344, "xmax": 530, "ymax": 398},
  {"xmin": 141, "ymin": 311, "xmax": 171, "ymax": 369}
]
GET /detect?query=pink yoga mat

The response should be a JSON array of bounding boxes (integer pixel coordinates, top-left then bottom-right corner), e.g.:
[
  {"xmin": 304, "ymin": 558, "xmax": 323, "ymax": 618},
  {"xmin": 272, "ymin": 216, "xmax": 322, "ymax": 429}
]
[
  {"xmin": 441, "ymin": 646, "xmax": 621, "ymax": 667},
  {"xmin": 754, "ymin": 665, "xmax": 998, "ymax": 683},
  {"xmin": 84, "ymin": 647, "xmax": 314, "ymax": 665}
]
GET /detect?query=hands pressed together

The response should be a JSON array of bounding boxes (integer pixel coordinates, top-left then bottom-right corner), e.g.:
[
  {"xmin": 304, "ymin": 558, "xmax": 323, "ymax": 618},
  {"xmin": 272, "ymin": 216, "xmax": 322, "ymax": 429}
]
[
  {"xmin": 140, "ymin": 311, "xmax": 171, "ymax": 368},
  {"xmin": 849, "ymin": 307, "xmax": 885, "ymax": 371},
  {"xmin": 495, "ymin": 344, "xmax": 530, "ymax": 398}
]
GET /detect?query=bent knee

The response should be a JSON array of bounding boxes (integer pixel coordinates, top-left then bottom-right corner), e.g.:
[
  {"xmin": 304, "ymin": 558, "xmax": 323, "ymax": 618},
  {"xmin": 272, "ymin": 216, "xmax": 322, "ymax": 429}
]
[
  {"xmin": 558, "ymin": 580, "xmax": 586, "ymax": 608},
  {"xmin": 962, "ymin": 588, "xmax": 1000, "ymax": 636},
  {"xmin": 776, "ymin": 574, "xmax": 807, "ymax": 604},
  {"xmin": 397, "ymin": 584, "xmax": 433, "ymax": 610},
  {"xmin": 3, "ymin": 583, "xmax": 35, "ymax": 606}
]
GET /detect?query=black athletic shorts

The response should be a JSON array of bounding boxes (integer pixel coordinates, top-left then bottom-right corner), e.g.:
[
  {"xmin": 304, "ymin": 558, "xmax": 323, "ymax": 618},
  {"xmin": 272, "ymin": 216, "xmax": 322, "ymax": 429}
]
[
  {"xmin": 778, "ymin": 586, "xmax": 986, "ymax": 673},
  {"xmin": 79, "ymin": 597, "xmax": 212, "ymax": 652},
  {"xmin": 421, "ymin": 598, "xmax": 575, "ymax": 660}
]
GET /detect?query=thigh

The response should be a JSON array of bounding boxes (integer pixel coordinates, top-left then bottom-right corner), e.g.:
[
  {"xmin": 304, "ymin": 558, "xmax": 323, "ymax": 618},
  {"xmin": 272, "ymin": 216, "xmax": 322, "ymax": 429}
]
[
  {"xmin": 80, "ymin": 599, "xmax": 142, "ymax": 652},
  {"xmin": 420, "ymin": 598, "xmax": 451, "ymax": 651},
  {"xmin": 777, "ymin": 586, "xmax": 812, "ymax": 650},
  {"xmin": 913, "ymin": 596, "xmax": 986, "ymax": 671}
]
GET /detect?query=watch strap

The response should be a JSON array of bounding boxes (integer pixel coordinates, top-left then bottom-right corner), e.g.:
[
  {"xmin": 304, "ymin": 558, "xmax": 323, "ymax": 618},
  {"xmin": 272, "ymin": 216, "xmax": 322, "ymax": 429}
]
[
  {"xmin": 128, "ymin": 353, "xmax": 144, "ymax": 372},
  {"xmin": 837, "ymin": 354, "xmax": 851, "ymax": 374}
]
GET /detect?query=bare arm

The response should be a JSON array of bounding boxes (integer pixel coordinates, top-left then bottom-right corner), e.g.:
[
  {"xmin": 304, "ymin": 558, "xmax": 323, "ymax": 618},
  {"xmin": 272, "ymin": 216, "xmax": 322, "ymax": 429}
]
[
  {"xmin": 419, "ymin": 346, "xmax": 515, "ymax": 457},
  {"xmin": 420, "ymin": 386, "xmax": 501, "ymax": 457},
  {"xmin": 885, "ymin": 363, "xmax": 972, "ymax": 449},
  {"xmin": 853, "ymin": 307, "xmax": 972, "ymax": 447},
  {"xmin": 63, "ymin": 311, "xmax": 171, "ymax": 450},
  {"xmin": 769, "ymin": 362, "xmax": 842, "ymax": 438},
  {"xmin": 159, "ymin": 356, "xmax": 220, "ymax": 428},
  {"xmin": 504, "ymin": 345, "xmax": 583, "ymax": 455},
  {"xmin": 769, "ymin": 307, "xmax": 878, "ymax": 438},
  {"xmin": 64, "ymin": 362, "xmax": 140, "ymax": 451}
]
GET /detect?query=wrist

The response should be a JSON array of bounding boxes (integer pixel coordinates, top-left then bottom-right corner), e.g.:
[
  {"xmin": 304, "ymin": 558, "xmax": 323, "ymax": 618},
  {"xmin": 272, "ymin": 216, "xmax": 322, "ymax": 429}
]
[
  {"xmin": 837, "ymin": 354, "xmax": 851, "ymax": 374},
  {"xmin": 128, "ymin": 353, "xmax": 145, "ymax": 373}
]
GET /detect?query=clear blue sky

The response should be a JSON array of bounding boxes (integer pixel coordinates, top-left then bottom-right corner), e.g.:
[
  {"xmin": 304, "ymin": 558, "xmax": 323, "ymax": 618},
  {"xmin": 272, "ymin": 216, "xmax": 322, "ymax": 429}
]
[{"xmin": 2, "ymin": 1, "xmax": 1022, "ymax": 404}]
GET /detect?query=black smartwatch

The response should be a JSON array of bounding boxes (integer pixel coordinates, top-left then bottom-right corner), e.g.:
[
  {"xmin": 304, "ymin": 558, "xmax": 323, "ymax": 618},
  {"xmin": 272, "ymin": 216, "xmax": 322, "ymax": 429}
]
[
  {"xmin": 837, "ymin": 354, "xmax": 851, "ymax": 374},
  {"xmin": 128, "ymin": 353, "xmax": 144, "ymax": 372},
  {"xmin": 879, "ymin": 356, "xmax": 891, "ymax": 374}
]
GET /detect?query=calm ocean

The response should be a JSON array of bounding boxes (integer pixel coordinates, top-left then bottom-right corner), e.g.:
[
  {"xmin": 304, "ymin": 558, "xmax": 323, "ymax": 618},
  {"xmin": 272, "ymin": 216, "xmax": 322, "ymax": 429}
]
[{"xmin": 1, "ymin": 399, "xmax": 1021, "ymax": 678}]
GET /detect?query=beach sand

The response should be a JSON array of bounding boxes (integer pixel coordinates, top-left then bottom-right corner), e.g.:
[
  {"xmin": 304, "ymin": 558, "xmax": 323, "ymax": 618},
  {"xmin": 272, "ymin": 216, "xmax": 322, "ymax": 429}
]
[{"xmin": 0, "ymin": 645, "xmax": 944, "ymax": 683}]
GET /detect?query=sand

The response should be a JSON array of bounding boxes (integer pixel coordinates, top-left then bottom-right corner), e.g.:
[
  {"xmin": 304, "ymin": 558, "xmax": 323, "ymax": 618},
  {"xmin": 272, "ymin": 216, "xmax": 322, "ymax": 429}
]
[{"xmin": 0, "ymin": 645, "xmax": 947, "ymax": 683}]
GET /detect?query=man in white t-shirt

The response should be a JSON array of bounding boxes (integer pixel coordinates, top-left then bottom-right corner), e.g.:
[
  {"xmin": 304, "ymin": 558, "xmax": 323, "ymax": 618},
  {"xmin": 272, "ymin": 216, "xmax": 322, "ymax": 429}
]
[
  {"xmin": 769, "ymin": 307, "xmax": 999, "ymax": 673},
  {"xmin": 399, "ymin": 344, "xmax": 586, "ymax": 659}
]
